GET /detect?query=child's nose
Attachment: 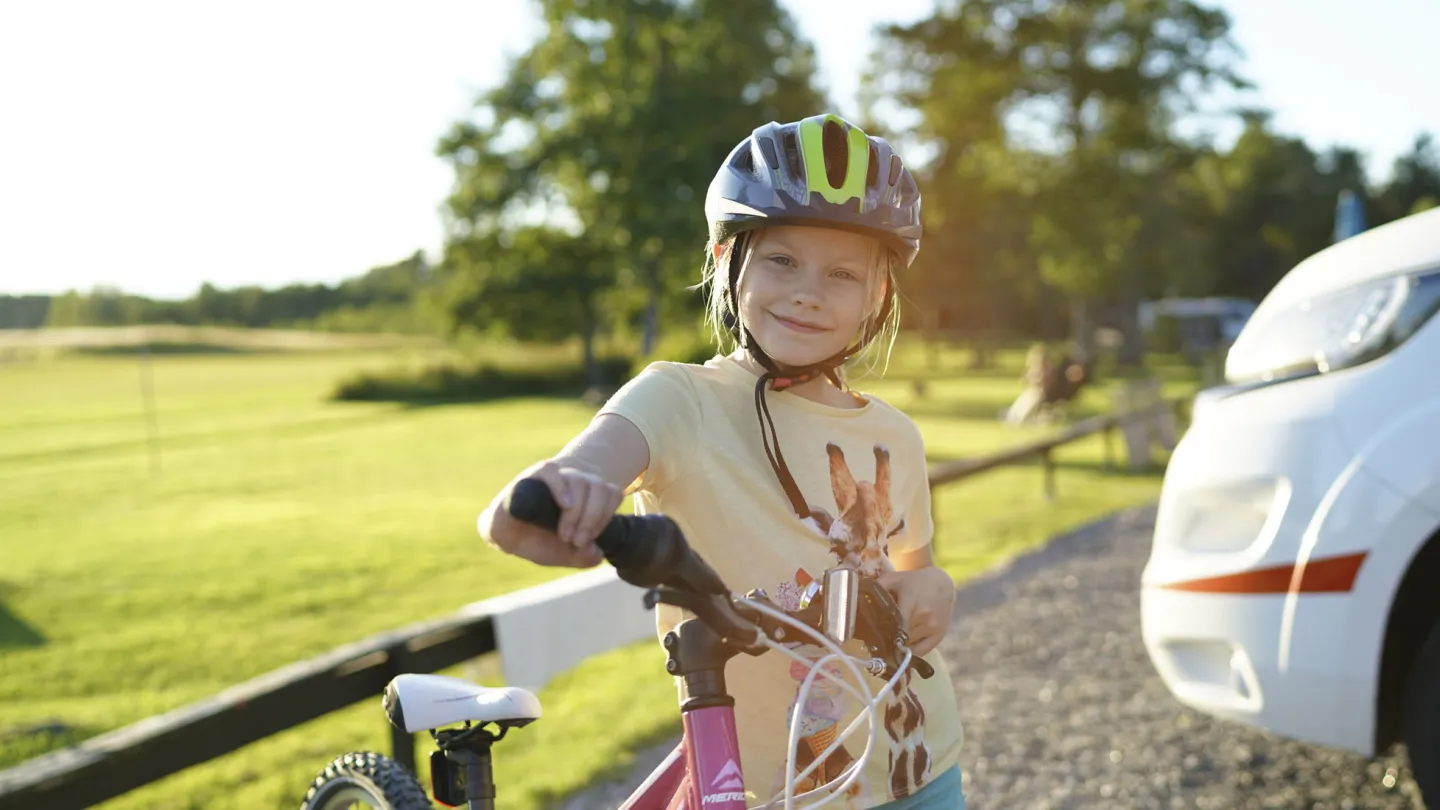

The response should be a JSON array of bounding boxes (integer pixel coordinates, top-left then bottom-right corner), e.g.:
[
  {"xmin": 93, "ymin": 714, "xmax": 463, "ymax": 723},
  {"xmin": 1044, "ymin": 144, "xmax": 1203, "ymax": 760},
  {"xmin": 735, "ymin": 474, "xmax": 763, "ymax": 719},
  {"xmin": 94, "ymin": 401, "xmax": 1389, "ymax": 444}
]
[{"xmin": 789, "ymin": 275, "xmax": 824, "ymax": 307}]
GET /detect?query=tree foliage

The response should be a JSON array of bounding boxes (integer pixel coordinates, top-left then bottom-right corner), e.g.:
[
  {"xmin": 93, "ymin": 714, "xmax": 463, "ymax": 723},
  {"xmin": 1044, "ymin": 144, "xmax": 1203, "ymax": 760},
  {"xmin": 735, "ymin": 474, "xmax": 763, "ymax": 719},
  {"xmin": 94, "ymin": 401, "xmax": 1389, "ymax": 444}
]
[
  {"xmin": 433, "ymin": 0, "xmax": 823, "ymax": 372},
  {"xmin": 868, "ymin": 0, "xmax": 1248, "ymax": 359},
  {"xmin": 15, "ymin": 0, "xmax": 1440, "ymax": 362},
  {"xmin": 15, "ymin": 251, "xmax": 435, "ymax": 333},
  {"xmin": 865, "ymin": 0, "xmax": 1440, "ymax": 365}
]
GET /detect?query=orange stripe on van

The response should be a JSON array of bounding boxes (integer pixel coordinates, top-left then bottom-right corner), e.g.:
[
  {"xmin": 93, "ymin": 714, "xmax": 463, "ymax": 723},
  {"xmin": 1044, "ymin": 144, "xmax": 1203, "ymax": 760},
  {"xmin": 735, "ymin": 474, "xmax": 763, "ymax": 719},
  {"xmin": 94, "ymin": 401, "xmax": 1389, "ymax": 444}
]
[{"xmin": 1157, "ymin": 552, "xmax": 1368, "ymax": 594}]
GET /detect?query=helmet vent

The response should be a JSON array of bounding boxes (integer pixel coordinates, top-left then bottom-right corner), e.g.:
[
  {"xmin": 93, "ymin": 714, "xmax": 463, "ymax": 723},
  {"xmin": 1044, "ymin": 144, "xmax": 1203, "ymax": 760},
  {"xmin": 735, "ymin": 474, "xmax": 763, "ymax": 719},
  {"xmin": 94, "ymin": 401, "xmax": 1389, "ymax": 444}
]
[
  {"xmin": 822, "ymin": 119, "xmax": 848, "ymax": 189},
  {"xmin": 889, "ymin": 154, "xmax": 903, "ymax": 187},
  {"xmin": 866, "ymin": 145, "xmax": 879, "ymax": 190},
  {"xmin": 897, "ymin": 173, "xmax": 919, "ymax": 208},
  {"xmin": 781, "ymin": 130, "xmax": 802, "ymax": 181},
  {"xmin": 732, "ymin": 146, "xmax": 756, "ymax": 177}
]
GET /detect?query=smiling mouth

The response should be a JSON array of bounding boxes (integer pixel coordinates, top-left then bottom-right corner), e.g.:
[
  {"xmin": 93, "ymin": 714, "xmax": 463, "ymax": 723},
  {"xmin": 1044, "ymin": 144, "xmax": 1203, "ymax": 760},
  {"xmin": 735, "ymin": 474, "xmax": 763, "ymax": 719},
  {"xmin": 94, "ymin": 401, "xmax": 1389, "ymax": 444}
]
[{"xmin": 771, "ymin": 312, "xmax": 829, "ymax": 334}]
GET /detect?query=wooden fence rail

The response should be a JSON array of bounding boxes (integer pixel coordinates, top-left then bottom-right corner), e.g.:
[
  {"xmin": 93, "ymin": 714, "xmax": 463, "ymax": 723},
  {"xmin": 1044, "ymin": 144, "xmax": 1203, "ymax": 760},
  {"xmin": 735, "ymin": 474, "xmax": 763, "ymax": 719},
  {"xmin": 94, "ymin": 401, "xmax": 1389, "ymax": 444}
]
[
  {"xmin": 930, "ymin": 397, "xmax": 1184, "ymax": 505},
  {"xmin": 0, "ymin": 396, "xmax": 1187, "ymax": 810},
  {"xmin": 0, "ymin": 612, "xmax": 496, "ymax": 810}
]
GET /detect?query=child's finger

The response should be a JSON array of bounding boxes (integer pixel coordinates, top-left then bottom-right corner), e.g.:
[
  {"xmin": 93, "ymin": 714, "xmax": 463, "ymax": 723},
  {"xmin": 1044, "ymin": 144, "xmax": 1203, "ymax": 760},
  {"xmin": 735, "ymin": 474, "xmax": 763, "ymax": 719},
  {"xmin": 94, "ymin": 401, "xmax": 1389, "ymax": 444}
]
[
  {"xmin": 557, "ymin": 476, "xmax": 590, "ymax": 543},
  {"xmin": 531, "ymin": 463, "xmax": 574, "ymax": 511},
  {"xmin": 908, "ymin": 633, "xmax": 939, "ymax": 657},
  {"xmin": 573, "ymin": 481, "xmax": 619, "ymax": 546},
  {"xmin": 603, "ymin": 480, "xmax": 626, "ymax": 516}
]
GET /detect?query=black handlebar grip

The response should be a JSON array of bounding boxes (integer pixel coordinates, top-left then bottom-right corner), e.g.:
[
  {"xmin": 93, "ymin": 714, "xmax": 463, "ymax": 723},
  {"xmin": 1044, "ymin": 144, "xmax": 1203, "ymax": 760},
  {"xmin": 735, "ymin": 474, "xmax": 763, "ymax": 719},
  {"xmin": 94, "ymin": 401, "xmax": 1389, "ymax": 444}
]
[
  {"xmin": 506, "ymin": 477, "xmax": 564, "ymax": 532},
  {"xmin": 504, "ymin": 476, "xmax": 720, "ymax": 594},
  {"xmin": 912, "ymin": 656, "xmax": 935, "ymax": 679},
  {"xmin": 505, "ymin": 476, "xmax": 634, "ymax": 560}
]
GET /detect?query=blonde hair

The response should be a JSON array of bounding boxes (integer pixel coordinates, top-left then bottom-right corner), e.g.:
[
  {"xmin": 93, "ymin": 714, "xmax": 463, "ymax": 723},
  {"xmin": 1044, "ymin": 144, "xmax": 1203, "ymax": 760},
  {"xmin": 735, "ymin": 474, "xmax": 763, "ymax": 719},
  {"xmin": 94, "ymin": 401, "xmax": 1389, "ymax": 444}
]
[{"xmin": 691, "ymin": 227, "xmax": 903, "ymax": 385}]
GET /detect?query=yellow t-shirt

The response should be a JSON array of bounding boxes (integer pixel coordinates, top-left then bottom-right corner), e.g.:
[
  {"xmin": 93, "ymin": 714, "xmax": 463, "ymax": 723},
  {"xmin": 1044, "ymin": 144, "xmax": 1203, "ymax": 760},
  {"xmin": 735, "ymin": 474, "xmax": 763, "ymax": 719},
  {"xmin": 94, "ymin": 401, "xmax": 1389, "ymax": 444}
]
[{"xmin": 598, "ymin": 355, "xmax": 963, "ymax": 808}]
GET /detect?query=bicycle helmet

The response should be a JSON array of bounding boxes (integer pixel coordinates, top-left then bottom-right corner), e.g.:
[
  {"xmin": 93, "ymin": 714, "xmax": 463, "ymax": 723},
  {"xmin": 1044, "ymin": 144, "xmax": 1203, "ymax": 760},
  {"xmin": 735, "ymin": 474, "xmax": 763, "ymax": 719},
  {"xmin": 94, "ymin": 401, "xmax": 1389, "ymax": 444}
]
[
  {"xmin": 703, "ymin": 113, "xmax": 923, "ymax": 523},
  {"xmin": 706, "ymin": 112, "xmax": 922, "ymax": 267}
]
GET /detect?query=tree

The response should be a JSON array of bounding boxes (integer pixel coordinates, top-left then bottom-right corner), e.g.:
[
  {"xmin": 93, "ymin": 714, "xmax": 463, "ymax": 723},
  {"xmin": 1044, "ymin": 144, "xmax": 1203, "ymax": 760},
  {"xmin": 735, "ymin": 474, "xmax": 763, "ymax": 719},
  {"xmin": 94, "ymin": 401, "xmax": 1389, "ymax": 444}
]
[
  {"xmin": 863, "ymin": 3, "xmax": 1045, "ymax": 353},
  {"xmin": 435, "ymin": 0, "xmax": 823, "ymax": 356},
  {"xmin": 0, "ymin": 295, "xmax": 51, "ymax": 329},
  {"xmin": 1184, "ymin": 112, "xmax": 1371, "ymax": 301},
  {"xmin": 868, "ymin": 0, "xmax": 1248, "ymax": 363},
  {"xmin": 441, "ymin": 226, "xmax": 615, "ymax": 385},
  {"xmin": 1376, "ymin": 133, "xmax": 1440, "ymax": 223}
]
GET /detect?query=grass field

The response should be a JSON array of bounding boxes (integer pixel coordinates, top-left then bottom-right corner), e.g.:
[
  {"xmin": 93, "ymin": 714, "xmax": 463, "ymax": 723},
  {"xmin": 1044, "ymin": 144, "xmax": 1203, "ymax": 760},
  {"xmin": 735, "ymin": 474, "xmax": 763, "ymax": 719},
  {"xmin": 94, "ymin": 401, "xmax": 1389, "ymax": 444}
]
[{"xmin": 0, "ymin": 336, "xmax": 1196, "ymax": 809}]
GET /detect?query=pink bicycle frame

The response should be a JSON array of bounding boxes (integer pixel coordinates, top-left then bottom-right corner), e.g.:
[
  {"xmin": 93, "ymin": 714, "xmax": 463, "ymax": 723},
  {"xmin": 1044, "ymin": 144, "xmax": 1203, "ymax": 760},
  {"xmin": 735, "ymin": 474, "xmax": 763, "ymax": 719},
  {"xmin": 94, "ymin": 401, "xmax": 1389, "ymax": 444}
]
[{"xmin": 619, "ymin": 705, "xmax": 748, "ymax": 810}]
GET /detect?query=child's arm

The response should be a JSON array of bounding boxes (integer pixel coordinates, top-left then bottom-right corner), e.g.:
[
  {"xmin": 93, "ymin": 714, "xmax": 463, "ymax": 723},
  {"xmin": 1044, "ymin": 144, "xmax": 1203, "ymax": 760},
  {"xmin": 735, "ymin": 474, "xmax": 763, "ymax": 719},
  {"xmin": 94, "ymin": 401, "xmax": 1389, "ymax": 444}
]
[
  {"xmin": 479, "ymin": 413, "xmax": 650, "ymax": 568},
  {"xmin": 877, "ymin": 544, "xmax": 955, "ymax": 657}
]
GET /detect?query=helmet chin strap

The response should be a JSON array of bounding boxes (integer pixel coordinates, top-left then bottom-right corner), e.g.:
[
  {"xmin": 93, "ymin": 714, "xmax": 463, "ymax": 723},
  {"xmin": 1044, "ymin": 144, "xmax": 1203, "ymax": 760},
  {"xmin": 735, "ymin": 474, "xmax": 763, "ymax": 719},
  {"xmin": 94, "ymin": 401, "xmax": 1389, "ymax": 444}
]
[
  {"xmin": 721, "ymin": 232, "xmax": 894, "ymax": 522},
  {"xmin": 743, "ymin": 325, "xmax": 852, "ymax": 521}
]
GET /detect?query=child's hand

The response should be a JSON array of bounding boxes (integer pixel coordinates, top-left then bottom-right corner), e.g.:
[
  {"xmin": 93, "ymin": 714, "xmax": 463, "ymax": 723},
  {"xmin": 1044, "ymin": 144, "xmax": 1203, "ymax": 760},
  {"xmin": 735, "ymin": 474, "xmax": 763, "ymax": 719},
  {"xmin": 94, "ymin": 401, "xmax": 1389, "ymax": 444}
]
[
  {"xmin": 875, "ymin": 567, "xmax": 956, "ymax": 657},
  {"xmin": 530, "ymin": 460, "xmax": 627, "ymax": 550},
  {"xmin": 481, "ymin": 461, "xmax": 625, "ymax": 568}
]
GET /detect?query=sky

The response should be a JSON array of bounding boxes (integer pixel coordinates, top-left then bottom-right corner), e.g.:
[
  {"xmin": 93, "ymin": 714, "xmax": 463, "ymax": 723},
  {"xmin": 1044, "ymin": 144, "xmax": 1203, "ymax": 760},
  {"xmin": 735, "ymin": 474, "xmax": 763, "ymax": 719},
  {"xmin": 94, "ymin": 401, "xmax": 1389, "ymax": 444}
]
[{"xmin": 1, "ymin": 0, "xmax": 1437, "ymax": 300}]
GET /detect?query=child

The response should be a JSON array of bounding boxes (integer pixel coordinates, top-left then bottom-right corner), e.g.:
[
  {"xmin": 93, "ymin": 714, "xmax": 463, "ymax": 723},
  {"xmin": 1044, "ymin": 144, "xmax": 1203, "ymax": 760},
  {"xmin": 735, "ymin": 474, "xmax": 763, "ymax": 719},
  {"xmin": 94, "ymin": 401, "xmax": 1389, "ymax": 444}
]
[{"xmin": 479, "ymin": 113, "xmax": 965, "ymax": 809}]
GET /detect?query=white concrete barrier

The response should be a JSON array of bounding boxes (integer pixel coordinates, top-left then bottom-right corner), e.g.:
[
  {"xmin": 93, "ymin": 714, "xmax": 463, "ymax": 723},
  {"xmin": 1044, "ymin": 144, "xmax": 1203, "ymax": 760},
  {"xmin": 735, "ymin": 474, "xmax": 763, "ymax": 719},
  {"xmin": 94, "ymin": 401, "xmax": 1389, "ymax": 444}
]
[{"xmin": 462, "ymin": 566, "xmax": 659, "ymax": 693}]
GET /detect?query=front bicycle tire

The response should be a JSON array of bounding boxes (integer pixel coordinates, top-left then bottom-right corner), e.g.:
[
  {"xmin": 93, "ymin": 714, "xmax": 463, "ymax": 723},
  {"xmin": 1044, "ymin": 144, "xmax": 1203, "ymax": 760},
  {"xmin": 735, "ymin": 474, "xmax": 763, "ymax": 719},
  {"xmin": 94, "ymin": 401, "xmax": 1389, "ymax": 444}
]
[{"xmin": 300, "ymin": 751, "xmax": 433, "ymax": 810}]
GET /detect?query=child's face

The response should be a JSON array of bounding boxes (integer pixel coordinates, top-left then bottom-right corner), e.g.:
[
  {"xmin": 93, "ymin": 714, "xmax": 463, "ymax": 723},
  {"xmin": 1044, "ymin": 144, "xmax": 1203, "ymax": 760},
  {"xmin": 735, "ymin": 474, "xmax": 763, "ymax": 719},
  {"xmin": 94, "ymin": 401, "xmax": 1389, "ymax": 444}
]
[{"xmin": 726, "ymin": 225, "xmax": 885, "ymax": 369}]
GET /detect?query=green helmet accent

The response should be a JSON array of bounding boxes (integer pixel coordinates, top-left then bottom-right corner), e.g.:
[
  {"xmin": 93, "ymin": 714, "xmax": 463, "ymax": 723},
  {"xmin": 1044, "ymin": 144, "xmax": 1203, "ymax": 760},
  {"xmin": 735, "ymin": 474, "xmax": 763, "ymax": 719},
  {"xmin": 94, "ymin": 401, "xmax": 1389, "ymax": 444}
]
[{"xmin": 797, "ymin": 114, "xmax": 870, "ymax": 210}]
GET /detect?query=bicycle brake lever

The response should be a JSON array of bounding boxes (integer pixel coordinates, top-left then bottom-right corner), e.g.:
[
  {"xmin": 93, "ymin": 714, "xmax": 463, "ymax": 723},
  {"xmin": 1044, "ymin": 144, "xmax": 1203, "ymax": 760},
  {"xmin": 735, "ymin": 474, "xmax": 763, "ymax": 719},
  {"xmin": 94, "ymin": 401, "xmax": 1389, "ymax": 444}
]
[
  {"xmin": 644, "ymin": 585, "xmax": 700, "ymax": 613},
  {"xmin": 910, "ymin": 654, "xmax": 936, "ymax": 679},
  {"xmin": 852, "ymin": 577, "xmax": 936, "ymax": 680},
  {"xmin": 889, "ymin": 626, "xmax": 937, "ymax": 679},
  {"xmin": 646, "ymin": 587, "xmax": 763, "ymax": 652},
  {"xmin": 735, "ymin": 592, "xmax": 826, "ymax": 645}
]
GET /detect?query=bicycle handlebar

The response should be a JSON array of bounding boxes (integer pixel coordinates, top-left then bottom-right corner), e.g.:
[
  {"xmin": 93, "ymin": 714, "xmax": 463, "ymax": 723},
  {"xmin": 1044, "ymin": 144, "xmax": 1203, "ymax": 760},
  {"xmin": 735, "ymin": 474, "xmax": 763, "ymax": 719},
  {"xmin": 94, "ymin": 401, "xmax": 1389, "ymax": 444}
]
[
  {"xmin": 504, "ymin": 477, "xmax": 933, "ymax": 680},
  {"xmin": 506, "ymin": 477, "xmax": 729, "ymax": 595}
]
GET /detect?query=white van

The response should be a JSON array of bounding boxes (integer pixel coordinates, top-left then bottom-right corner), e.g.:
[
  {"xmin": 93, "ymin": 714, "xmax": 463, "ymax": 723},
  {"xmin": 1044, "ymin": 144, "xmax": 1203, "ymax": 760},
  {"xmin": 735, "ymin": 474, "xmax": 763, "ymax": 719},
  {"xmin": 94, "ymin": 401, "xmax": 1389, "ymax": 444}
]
[{"xmin": 1139, "ymin": 206, "xmax": 1440, "ymax": 803}]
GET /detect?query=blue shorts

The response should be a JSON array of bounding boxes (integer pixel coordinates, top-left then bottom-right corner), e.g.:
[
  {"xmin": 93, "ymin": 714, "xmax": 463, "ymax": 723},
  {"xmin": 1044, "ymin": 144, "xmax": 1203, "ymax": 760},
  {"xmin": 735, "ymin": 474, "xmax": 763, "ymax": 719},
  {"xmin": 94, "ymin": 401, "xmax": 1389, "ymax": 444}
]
[{"xmin": 873, "ymin": 764, "xmax": 965, "ymax": 809}]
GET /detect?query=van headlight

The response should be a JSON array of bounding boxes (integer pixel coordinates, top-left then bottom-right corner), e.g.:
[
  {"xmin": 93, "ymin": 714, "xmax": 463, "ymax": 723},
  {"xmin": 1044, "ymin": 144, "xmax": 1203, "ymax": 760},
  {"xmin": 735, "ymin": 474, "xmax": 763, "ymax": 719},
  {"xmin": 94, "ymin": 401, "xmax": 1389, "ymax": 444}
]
[
  {"xmin": 1226, "ymin": 268, "xmax": 1440, "ymax": 384},
  {"xmin": 1167, "ymin": 477, "xmax": 1290, "ymax": 553}
]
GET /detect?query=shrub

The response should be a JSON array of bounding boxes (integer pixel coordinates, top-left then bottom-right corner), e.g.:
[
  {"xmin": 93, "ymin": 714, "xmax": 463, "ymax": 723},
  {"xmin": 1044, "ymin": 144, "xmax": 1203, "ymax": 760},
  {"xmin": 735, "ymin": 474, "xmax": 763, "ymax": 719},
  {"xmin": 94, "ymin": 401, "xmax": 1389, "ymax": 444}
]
[
  {"xmin": 630, "ymin": 329, "xmax": 718, "ymax": 376},
  {"xmin": 333, "ymin": 355, "xmax": 634, "ymax": 403}
]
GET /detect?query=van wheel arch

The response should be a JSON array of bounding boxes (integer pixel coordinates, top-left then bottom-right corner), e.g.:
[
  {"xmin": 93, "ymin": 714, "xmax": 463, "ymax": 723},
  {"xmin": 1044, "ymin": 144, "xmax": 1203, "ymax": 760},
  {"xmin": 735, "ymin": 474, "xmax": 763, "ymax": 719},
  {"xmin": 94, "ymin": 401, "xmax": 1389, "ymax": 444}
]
[{"xmin": 1376, "ymin": 525, "xmax": 1440, "ymax": 754}]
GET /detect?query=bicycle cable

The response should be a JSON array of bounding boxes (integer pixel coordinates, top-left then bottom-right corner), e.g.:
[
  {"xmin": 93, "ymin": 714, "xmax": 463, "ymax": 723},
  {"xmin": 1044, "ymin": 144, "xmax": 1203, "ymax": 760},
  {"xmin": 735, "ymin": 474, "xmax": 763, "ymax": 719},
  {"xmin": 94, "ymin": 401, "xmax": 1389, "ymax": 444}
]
[{"xmin": 737, "ymin": 595, "xmax": 915, "ymax": 810}]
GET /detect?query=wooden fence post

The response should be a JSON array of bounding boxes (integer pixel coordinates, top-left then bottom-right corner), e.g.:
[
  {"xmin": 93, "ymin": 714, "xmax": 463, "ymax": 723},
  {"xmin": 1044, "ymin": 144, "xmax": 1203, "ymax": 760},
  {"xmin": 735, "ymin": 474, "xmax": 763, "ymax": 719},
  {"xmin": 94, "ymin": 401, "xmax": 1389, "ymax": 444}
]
[
  {"xmin": 386, "ymin": 645, "xmax": 417, "ymax": 775},
  {"xmin": 390, "ymin": 724, "xmax": 416, "ymax": 776}
]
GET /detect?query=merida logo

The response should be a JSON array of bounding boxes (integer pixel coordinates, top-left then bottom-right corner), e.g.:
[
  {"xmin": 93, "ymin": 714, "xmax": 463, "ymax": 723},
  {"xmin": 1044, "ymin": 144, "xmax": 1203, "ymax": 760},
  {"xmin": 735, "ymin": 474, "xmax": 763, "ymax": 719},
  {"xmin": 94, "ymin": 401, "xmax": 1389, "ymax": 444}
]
[{"xmin": 702, "ymin": 759, "xmax": 745, "ymax": 804}]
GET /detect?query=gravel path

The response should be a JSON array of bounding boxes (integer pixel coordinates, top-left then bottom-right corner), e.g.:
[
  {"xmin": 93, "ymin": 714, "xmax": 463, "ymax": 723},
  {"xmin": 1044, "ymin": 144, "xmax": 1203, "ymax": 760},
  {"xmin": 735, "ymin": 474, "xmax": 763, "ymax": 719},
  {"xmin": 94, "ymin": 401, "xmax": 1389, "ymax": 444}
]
[{"xmin": 558, "ymin": 504, "xmax": 1425, "ymax": 809}]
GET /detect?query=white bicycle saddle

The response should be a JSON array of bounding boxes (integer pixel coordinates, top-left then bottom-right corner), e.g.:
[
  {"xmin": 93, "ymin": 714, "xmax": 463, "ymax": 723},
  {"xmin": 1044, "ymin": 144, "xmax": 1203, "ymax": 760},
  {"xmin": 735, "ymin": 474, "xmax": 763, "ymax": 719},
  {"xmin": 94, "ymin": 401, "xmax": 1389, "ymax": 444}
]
[{"xmin": 383, "ymin": 673, "xmax": 543, "ymax": 734}]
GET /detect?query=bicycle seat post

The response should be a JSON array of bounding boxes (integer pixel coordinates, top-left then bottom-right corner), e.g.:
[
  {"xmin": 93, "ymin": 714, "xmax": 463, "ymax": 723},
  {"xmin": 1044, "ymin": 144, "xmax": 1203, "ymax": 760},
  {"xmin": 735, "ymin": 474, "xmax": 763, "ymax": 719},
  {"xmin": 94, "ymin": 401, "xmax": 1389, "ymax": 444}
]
[
  {"xmin": 432, "ymin": 726, "xmax": 501, "ymax": 810},
  {"xmin": 453, "ymin": 748, "xmax": 496, "ymax": 810}
]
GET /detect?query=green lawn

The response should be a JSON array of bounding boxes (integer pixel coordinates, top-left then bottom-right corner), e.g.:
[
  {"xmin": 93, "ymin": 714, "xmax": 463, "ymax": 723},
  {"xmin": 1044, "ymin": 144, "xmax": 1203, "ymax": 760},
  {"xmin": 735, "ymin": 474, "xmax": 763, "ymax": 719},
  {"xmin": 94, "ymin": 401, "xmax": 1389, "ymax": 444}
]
[{"xmin": 0, "ymin": 338, "xmax": 1195, "ymax": 809}]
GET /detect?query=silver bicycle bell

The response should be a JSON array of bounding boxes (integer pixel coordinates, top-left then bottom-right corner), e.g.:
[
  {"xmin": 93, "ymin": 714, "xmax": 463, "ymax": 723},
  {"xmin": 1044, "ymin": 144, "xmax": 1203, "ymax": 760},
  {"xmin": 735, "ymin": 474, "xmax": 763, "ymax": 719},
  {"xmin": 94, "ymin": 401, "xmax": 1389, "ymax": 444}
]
[{"xmin": 821, "ymin": 567, "xmax": 859, "ymax": 644}]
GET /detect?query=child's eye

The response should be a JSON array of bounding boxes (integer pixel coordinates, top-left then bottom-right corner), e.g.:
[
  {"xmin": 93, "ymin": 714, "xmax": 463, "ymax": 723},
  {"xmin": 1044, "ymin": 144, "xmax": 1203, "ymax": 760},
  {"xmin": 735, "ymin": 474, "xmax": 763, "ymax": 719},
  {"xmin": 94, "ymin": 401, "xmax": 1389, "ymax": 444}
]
[
  {"xmin": 831, "ymin": 269, "xmax": 861, "ymax": 282},
  {"xmin": 768, "ymin": 254, "xmax": 796, "ymax": 268}
]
